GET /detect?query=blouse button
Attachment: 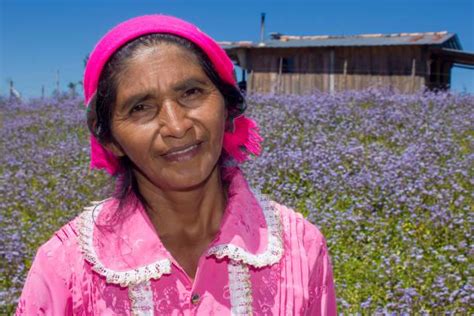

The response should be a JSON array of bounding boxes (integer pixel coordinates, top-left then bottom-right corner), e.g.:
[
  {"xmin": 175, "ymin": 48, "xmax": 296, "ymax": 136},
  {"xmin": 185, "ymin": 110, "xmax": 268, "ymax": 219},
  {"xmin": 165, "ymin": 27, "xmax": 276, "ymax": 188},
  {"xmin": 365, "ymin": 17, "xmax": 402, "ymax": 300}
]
[{"xmin": 191, "ymin": 293, "xmax": 200, "ymax": 305}]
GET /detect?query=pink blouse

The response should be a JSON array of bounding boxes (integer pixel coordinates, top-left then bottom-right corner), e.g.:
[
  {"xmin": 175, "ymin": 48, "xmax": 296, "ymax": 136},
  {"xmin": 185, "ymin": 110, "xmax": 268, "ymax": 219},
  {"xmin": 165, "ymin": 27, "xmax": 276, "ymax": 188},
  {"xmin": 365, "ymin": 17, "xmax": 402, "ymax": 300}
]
[{"xmin": 16, "ymin": 167, "xmax": 337, "ymax": 315}]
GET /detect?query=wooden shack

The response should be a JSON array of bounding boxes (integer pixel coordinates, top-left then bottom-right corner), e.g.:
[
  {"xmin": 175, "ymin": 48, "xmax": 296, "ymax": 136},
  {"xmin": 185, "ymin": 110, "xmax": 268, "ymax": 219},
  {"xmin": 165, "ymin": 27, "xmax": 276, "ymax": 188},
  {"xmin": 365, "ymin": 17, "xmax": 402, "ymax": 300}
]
[{"xmin": 220, "ymin": 31, "xmax": 474, "ymax": 94}]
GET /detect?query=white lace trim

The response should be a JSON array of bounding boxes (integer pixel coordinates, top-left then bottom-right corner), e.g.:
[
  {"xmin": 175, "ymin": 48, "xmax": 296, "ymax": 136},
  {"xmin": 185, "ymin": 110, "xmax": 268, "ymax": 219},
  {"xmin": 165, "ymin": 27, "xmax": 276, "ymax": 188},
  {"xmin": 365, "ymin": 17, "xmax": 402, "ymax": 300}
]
[
  {"xmin": 77, "ymin": 200, "xmax": 172, "ymax": 287},
  {"xmin": 128, "ymin": 281, "xmax": 155, "ymax": 316},
  {"xmin": 228, "ymin": 261, "xmax": 253, "ymax": 315},
  {"xmin": 207, "ymin": 190, "xmax": 284, "ymax": 268}
]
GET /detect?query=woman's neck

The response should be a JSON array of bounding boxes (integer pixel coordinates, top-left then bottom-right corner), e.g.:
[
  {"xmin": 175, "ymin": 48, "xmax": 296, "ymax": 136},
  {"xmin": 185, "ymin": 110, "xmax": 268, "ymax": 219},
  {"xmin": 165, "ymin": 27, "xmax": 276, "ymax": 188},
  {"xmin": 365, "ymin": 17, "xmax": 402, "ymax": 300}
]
[{"xmin": 135, "ymin": 165, "xmax": 226, "ymax": 241}]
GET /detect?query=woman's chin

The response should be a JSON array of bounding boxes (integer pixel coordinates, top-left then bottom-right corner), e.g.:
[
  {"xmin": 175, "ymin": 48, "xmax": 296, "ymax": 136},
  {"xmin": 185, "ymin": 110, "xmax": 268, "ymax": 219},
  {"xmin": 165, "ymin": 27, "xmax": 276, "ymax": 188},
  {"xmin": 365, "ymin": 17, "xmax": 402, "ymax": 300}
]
[{"xmin": 154, "ymin": 163, "xmax": 218, "ymax": 192}]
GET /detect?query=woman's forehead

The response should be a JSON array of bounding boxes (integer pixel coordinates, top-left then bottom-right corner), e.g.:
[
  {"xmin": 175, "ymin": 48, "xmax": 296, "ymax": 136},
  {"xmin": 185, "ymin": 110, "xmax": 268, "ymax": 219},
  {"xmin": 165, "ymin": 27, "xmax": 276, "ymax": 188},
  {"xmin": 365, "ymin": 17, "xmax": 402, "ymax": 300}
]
[
  {"xmin": 128, "ymin": 42, "xmax": 198, "ymax": 64},
  {"xmin": 117, "ymin": 44, "xmax": 207, "ymax": 88}
]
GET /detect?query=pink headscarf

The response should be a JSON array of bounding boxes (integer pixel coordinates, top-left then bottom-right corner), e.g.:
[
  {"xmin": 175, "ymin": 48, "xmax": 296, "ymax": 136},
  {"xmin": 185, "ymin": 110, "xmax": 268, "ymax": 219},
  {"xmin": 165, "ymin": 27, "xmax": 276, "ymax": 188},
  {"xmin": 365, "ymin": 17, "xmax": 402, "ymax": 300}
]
[{"xmin": 83, "ymin": 14, "xmax": 262, "ymax": 175}]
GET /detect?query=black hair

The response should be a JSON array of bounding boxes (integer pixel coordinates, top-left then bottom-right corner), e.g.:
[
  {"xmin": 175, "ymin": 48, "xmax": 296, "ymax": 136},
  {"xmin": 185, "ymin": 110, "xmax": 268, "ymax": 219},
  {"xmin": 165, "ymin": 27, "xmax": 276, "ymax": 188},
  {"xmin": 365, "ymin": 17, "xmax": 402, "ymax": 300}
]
[{"xmin": 87, "ymin": 33, "xmax": 246, "ymax": 217}]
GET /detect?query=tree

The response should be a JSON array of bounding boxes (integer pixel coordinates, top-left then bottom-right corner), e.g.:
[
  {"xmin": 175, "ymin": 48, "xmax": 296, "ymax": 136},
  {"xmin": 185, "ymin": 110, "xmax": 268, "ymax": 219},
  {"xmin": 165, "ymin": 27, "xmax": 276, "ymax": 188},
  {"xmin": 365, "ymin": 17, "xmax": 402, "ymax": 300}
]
[
  {"xmin": 68, "ymin": 82, "xmax": 77, "ymax": 98},
  {"xmin": 83, "ymin": 54, "xmax": 89, "ymax": 69}
]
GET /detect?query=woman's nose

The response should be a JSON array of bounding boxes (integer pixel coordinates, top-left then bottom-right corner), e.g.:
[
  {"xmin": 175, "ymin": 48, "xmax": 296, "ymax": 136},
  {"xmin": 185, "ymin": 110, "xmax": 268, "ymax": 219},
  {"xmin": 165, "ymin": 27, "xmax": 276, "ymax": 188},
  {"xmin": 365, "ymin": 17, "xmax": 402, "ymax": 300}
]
[{"xmin": 159, "ymin": 99, "xmax": 193, "ymax": 138}]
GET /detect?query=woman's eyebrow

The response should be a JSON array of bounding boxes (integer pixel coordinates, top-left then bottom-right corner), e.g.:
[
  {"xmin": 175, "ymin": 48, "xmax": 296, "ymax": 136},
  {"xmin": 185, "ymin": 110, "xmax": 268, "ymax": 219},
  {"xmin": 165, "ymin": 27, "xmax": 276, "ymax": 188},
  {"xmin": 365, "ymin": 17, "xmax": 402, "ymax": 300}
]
[
  {"xmin": 172, "ymin": 77, "xmax": 209, "ymax": 92},
  {"xmin": 119, "ymin": 92, "xmax": 154, "ymax": 111}
]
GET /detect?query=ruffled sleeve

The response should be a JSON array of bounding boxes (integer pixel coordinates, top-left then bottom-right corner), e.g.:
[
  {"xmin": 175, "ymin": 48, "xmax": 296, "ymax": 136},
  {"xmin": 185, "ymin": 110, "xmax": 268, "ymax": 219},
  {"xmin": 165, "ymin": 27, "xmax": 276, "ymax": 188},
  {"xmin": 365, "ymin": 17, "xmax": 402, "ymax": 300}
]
[
  {"xmin": 303, "ymin": 225, "xmax": 337, "ymax": 315},
  {"xmin": 15, "ymin": 237, "xmax": 73, "ymax": 315}
]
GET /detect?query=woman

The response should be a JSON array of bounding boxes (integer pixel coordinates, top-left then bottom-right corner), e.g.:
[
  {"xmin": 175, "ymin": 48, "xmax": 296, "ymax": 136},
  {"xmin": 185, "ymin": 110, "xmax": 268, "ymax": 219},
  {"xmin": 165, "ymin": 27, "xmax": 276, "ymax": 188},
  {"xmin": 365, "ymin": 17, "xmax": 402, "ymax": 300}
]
[{"xmin": 16, "ymin": 15, "xmax": 337, "ymax": 315}]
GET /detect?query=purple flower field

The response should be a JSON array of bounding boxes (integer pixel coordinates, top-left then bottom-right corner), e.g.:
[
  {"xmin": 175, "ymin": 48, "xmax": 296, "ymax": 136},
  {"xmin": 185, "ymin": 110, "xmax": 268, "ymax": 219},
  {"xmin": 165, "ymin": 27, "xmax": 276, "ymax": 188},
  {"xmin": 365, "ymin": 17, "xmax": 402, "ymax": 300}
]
[{"xmin": 1, "ymin": 89, "xmax": 473, "ymax": 313}]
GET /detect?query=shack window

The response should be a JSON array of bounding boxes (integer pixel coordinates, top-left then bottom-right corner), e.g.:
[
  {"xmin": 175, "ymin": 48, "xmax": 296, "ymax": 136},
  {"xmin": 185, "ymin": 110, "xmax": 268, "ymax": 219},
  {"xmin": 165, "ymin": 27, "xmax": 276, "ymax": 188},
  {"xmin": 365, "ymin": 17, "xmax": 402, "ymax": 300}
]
[{"xmin": 279, "ymin": 57, "xmax": 295, "ymax": 73}]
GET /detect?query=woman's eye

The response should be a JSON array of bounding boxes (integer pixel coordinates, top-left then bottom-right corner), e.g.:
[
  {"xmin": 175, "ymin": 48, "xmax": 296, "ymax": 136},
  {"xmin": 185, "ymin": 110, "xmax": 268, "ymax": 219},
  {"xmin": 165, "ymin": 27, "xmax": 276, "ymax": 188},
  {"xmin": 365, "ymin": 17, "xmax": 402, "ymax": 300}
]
[
  {"xmin": 130, "ymin": 103, "xmax": 146, "ymax": 113},
  {"xmin": 183, "ymin": 87, "xmax": 202, "ymax": 98}
]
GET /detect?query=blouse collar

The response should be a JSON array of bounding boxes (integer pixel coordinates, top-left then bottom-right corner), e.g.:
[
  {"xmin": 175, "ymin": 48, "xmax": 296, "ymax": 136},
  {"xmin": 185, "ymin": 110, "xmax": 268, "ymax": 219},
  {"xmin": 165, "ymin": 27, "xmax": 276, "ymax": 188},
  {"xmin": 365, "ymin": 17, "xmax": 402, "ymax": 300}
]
[{"xmin": 77, "ymin": 166, "xmax": 283, "ymax": 287}]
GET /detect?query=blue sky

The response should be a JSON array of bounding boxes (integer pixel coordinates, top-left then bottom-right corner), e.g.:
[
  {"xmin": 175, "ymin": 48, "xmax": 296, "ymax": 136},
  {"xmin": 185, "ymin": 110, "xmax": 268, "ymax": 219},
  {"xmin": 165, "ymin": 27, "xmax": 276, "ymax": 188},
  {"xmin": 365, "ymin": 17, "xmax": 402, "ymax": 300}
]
[{"xmin": 1, "ymin": 0, "xmax": 473, "ymax": 97}]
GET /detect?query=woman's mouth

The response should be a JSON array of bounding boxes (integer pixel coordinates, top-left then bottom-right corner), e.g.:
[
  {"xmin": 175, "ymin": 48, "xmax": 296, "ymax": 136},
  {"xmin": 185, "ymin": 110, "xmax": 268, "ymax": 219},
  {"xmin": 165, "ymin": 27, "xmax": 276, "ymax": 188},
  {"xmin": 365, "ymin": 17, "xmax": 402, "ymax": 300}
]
[{"xmin": 162, "ymin": 142, "xmax": 202, "ymax": 162}]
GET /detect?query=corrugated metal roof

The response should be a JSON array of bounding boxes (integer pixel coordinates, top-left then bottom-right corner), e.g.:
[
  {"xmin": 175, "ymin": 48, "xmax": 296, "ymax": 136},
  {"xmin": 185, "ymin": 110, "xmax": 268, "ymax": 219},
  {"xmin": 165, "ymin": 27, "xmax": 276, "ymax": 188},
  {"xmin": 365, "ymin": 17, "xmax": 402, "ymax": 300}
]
[{"xmin": 219, "ymin": 31, "xmax": 461, "ymax": 50}]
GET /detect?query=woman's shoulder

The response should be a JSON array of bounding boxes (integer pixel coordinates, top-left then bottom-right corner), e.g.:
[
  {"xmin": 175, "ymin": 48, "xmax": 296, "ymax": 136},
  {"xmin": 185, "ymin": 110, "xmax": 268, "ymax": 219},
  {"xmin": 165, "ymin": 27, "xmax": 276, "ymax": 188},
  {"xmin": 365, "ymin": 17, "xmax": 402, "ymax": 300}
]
[
  {"xmin": 33, "ymin": 214, "xmax": 82, "ymax": 266},
  {"xmin": 271, "ymin": 200, "xmax": 326, "ymax": 242},
  {"xmin": 269, "ymin": 200, "xmax": 329, "ymax": 265},
  {"xmin": 33, "ymin": 199, "xmax": 109, "ymax": 263}
]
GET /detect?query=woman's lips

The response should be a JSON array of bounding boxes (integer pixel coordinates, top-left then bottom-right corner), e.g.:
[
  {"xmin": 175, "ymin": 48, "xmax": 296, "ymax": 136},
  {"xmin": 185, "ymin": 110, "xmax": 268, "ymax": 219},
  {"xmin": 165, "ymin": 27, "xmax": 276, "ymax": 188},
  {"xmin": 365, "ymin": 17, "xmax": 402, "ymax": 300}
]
[{"xmin": 162, "ymin": 142, "xmax": 201, "ymax": 162}]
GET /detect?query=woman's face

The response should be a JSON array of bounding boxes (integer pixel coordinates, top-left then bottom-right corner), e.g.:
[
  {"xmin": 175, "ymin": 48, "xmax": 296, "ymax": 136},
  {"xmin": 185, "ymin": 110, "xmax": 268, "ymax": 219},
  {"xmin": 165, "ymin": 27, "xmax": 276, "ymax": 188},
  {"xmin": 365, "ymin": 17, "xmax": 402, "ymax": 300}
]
[{"xmin": 106, "ymin": 43, "xmax": 227, "ymax": 191}]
